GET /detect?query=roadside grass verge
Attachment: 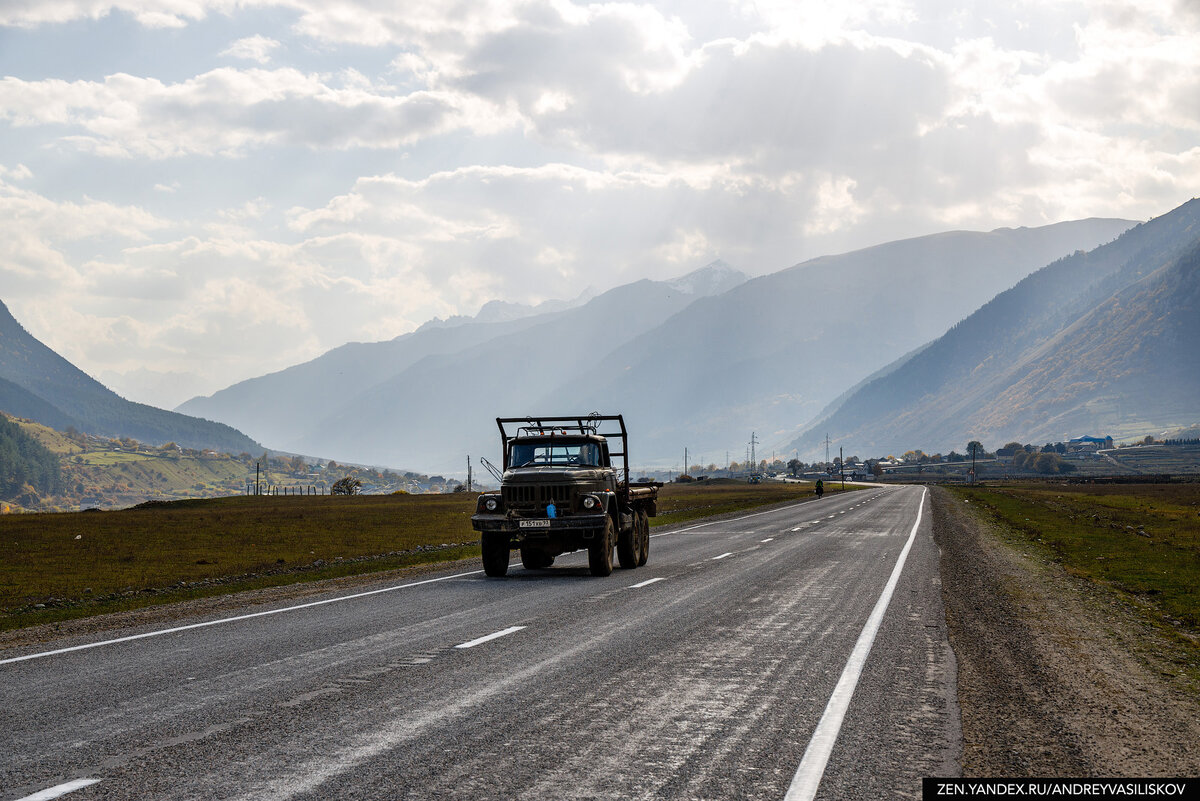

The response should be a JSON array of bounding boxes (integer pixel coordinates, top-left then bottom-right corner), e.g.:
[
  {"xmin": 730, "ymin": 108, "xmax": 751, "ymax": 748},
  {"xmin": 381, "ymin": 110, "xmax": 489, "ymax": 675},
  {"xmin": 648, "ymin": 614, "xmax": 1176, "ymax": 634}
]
[
  {"xmin": 0, "ymin": 493, "xmax": 480, "ymax": 631},
  {"xmin": 946, "ymin": 482, "xmax": 1200, "ymax": 645},
  {"xmin": 1, "ymin": 479, "xmax": 856, "ymax": 631}
]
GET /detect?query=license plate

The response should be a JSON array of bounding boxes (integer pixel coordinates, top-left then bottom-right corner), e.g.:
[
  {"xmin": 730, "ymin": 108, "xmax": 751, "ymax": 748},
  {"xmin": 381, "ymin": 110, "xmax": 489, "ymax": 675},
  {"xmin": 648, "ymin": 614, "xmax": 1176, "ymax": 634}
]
[{"xmin": 519, "ymin": 519, "xmax": 551, "ymax": 528}]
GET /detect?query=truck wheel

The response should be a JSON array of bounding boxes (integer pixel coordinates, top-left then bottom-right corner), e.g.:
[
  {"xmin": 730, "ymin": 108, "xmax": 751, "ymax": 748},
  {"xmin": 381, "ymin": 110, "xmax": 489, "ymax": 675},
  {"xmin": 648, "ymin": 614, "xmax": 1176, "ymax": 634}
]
[
  {"xmin": 521, "ymin": 548, "xmax": 553, "ymax": 570},
  {"xmin": 481, "ymin": 533, "xmax": 510, "ymax": 577},
  {"xmin": 617, "ymin": 515, "xmax": 637, "ymax": 570},
  {"xmin": 588, "ymin": 516, "xmax": 615, "ymax": 577},
  {"xmin": 636, "ymin": 509, "xmax": 650, "ymax": 566}
]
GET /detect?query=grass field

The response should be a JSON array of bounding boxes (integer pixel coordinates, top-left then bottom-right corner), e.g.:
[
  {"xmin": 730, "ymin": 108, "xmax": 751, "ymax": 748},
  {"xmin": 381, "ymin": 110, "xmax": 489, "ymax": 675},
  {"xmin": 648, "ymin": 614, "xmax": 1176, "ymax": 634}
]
[
  {"xmin": 1, "ymin": 478, "xmax": 848, "ymax": 630},
  {"xmin": 947, "ymin": 482, "xmax": 1200, "ymax": 640}
]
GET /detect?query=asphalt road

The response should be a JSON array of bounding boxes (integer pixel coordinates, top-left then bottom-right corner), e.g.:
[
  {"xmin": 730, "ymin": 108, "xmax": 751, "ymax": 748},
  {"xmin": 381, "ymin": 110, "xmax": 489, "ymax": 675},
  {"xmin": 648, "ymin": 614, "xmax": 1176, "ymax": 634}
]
[{"xmin": 1, "ymin": 484, "xmax": 959, "ymax": 800}]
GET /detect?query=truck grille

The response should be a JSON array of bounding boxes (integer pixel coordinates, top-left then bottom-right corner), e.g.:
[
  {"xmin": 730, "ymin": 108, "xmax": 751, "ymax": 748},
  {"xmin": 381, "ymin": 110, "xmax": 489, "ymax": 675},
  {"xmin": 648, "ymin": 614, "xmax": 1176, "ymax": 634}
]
[{"xmin": 503, "ymin": 484, "xmax": 573, "ymax": 508}]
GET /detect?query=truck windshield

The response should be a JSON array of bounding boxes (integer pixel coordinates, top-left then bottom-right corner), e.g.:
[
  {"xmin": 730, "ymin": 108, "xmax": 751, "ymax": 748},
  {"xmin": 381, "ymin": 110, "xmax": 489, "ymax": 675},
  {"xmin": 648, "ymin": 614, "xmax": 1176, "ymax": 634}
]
[{"xmin": 510, "ymin": 441, "xmax": 601, "ymax": 467}]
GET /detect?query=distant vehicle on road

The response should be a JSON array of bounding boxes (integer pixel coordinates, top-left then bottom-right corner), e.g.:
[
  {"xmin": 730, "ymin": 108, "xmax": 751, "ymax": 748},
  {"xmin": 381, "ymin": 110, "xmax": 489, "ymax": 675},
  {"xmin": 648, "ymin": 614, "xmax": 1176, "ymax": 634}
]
[{"xmin": 471, "ymin": 415, "xmax": 660, "ymax": 577}]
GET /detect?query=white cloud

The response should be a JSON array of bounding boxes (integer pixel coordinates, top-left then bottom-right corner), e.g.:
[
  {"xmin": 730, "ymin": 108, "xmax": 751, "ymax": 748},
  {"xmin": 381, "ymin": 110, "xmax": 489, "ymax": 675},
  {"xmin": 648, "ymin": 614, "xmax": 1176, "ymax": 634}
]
[
  {"xmin": 2, "ymin": 0, "xmax": 1198, "ymax": 406},
  {"xmin": 220, "ymin": 34, "xmax": 281, "ymax": 64},
  {"xmin": 0, "ymin": 163, "xmax": 33, "ymax": 180},
  {"xmin": 0, "ymin": 69, "xmax": 502, "ymax": 157}
]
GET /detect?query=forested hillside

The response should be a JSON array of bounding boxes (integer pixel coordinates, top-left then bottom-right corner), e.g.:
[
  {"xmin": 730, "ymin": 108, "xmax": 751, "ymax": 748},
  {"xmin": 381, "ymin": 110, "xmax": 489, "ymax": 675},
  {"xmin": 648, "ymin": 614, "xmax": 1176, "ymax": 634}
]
[{"xmin": 0, "ymin": 413, "xmax": 61, "ymax": 502}]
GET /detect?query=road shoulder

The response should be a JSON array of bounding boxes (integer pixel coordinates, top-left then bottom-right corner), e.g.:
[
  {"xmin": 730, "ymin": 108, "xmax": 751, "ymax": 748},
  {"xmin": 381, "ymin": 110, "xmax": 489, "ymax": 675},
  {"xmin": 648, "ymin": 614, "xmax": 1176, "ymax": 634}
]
[{"xmin": 931, "ymin": 486, "xmax": 1200, "ymax": 776}]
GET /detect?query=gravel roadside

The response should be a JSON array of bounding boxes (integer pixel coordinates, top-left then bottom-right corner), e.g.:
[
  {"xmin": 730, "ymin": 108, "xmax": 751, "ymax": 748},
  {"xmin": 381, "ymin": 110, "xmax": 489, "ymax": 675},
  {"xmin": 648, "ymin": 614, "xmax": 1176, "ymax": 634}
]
[{"xmin": 931, "ymin": 486, "xmax": 1200, "ymax": 776}]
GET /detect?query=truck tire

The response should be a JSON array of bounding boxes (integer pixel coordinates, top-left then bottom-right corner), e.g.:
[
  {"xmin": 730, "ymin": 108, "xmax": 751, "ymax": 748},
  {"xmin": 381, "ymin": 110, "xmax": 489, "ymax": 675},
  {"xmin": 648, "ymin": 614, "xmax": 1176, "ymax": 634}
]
[
  {"xmin": 617, "ymin": 514, "xmax": 638, "ymax": 570},
  {"xmin": 481, "ymin": 533, "xmax": 510, "ymax": 577},
  {"xmin": 636, "ymin": 509, "xmax": 650, "ymax": 566},
  {"xmin": 520, "ymin": 548, "xmax": 553, "ymax": 570},
  {"xmin": 588, "ymin": 516, "xmax": 615, "ymax": 576}
]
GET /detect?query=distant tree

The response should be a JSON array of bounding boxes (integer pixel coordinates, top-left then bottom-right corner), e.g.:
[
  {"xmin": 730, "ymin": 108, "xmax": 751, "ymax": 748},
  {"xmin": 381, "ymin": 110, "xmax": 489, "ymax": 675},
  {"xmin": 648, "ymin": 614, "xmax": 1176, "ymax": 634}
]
[
  {"xmin": 1055, "ymin": 442, "xmax": 1067, "ymax": 454},
  {"xmin": 787, "ymin": 458, "xmax": 802, "ymax": 476},
  {"xmin": 871, "ymin": 461, "xmax": 884, "ymax": 477},
  {"xmin": 1031, "ymin": 452, "xmax": 1075, "ymax": 474},
  {"xmin": 1042, "ymin": 443, "xmax": 1056, "ymax": 453},
  {"xmin": 1142, "ymin": 435, "xmax": 1156, "ymax": 445},
  {"xmin": 331, "ymin": 475, "xmax": 361, "ymax": 495},
  {"xmin": 966, "ymin": 440, "xmax": 984, "ymax": 458}
]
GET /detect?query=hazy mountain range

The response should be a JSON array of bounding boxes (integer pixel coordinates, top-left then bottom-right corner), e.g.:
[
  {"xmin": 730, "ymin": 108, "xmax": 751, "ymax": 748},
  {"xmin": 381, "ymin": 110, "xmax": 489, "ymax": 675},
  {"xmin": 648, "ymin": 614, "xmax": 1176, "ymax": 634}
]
[
  {"xmin": 788, "ymin": 199, "xmax": 1200, "ymax": 460},
  {"xmin": 0, "ymin": 301, "xmax": 259, "ymax": 454},
  {"xmin": 7, "ymin": 210, "xmax": 1178, "ymax": 475},
  {"xmin": 179, "ymin": 220, "xmax": 1134, "ymax": 472}
]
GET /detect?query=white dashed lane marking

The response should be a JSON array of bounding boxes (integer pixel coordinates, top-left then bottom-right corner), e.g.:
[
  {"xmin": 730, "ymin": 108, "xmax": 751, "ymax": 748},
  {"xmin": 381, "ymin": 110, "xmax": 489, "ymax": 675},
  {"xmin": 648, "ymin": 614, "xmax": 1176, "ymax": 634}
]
[
  {"xmin": 14, "ymin": 779, "xmax": 102, "ymax": 801},
  {"xmin": 455, "ymin": 626, "xmax": 526, "ymax": 649}
]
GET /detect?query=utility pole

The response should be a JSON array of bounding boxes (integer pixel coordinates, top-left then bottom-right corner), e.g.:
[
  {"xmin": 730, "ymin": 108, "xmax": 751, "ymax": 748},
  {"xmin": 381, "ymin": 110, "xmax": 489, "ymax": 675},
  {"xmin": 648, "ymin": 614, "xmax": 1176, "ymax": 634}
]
[
  {"xmin": 840, "ymin": 446, "xmax": 845, "ymax": 491},
  {"xmin": 750, "ymin": 431, "xmax": 758, "ymax": 473},
  {"xmin": 970, "ymin": 442, "xmax": 977, "ymax": 485},
  {"xmin": 825, "ymin": 433, "xmax": 831, "ymax": 467},
  {"xmin": 684, "ymin": 446, "xmax": 688, "ymax": 477},
  {"xmin": 255, "ymin": 460, "xmax": 260, "ymax": 496},
  {"xmin": 467, "ymin": 455, "xmax": 473, "ymax": 492}
]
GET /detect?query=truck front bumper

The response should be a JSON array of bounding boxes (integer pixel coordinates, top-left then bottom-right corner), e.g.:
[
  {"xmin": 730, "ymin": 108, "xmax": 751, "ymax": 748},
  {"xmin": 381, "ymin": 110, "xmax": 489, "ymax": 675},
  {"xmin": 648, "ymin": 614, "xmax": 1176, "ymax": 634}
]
[{"xmin": 471, "ymin": 512, "xmax": 608, "ymax": 536}]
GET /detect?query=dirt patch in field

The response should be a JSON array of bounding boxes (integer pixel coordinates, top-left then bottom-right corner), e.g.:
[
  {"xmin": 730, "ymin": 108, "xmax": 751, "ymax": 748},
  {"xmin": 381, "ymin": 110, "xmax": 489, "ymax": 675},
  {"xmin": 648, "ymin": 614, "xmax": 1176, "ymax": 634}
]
[{"xmin": 931, "ymin": 486, "xmax": 1200, "ymax": 776}]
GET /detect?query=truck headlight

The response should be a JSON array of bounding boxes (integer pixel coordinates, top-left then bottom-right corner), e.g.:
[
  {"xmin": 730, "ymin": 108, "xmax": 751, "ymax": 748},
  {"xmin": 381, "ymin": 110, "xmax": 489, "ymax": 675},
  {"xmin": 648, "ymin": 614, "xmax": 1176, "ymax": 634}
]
[
  {"xmin": 582, "ymin": 495, "xmax": 598, "ymax": 509},
  {"xmin": 484, "ymin": 497, "xmax": 498, "ymax": 512}
]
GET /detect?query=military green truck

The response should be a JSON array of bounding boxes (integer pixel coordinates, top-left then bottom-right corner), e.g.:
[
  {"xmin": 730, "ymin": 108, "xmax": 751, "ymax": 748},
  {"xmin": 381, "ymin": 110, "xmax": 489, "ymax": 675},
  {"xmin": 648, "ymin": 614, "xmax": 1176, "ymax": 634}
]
[{"xmin": 471, "ymin": 415, "xmax": 660, "ymax": 577}]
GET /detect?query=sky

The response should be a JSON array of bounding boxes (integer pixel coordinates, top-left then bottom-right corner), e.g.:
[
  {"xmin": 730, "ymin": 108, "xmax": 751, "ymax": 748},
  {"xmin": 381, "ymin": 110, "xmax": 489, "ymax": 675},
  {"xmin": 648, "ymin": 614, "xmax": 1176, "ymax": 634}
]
[{"xmin": 1, "ymin": 0, "xmax": 1198, "ymax": 410}]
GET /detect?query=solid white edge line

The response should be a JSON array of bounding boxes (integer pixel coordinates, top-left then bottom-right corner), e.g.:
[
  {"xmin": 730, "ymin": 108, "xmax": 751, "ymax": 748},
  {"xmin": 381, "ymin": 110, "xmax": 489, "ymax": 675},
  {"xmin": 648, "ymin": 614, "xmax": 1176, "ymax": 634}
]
[
  {"xmin": 761, "ymin": 538, "xmax": 775, "ymax": 543},
  {"xmin": 629, "ymin": 577, "xmax": 665, "ymax": 589},
  {"xmin": 712, "ymin": 552, "xmax": 733, "ymax": 560},
  {"xmin": 15, "ymin": 778, "xmax": 102, "ymax": 801},
  {"xmin": 783, "ymin": 486, "xmax": 928, "ymax": 801},
  {"xmin": 454, "ymin": 625, "xmax": 525, "ymax": 649},
  {"xmin": 0, "ymin": 570, "xmax": 485, "ymax": 667}
]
